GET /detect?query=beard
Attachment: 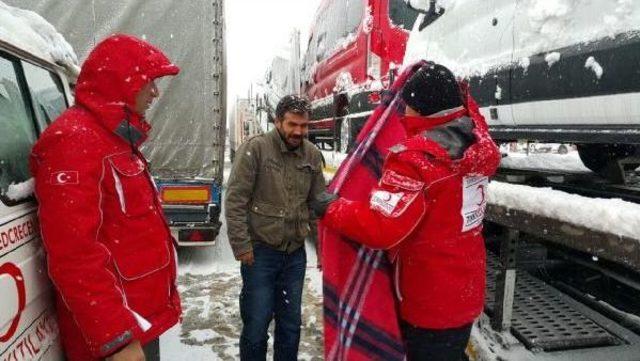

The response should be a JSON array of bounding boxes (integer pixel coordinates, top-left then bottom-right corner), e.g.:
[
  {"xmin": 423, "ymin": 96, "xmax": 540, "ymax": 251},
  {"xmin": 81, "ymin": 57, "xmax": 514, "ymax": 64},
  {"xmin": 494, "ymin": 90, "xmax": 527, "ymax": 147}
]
[{"xmin": 277, "ymin": 128, "xmax": 303, "ymax": 150}]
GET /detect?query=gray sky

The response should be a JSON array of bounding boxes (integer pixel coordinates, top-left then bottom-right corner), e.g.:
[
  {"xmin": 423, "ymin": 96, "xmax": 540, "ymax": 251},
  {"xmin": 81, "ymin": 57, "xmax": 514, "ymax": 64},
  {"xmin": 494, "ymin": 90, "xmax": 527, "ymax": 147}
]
[{"xmin": 225, "ymin": 0, "xmax": 321, "ymax": 109}]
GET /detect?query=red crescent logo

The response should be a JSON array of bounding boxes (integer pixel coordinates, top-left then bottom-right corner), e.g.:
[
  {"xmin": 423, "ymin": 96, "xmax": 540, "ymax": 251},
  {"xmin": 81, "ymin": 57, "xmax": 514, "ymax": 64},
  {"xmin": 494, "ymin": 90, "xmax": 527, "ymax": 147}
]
[
  {"xmin": 476, "ymin": 185, "xmax": 486, "ymax": 206},
  {"xmin": 0, "ymin": 263, "xmax": 26, "ymax": 343}
]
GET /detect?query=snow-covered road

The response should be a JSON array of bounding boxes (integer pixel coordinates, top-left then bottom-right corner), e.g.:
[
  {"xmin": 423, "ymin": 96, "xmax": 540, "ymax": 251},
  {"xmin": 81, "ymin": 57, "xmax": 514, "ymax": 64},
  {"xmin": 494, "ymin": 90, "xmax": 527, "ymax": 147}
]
[{"xmin": 159, "ymin": 158, "xmax": 323, "ymax": 360}]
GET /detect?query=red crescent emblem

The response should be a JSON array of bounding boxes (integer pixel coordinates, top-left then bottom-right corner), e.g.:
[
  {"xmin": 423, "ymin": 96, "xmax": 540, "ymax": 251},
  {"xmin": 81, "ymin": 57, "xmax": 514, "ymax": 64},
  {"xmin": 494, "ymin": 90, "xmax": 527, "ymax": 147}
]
[
  {"xmin": 476, "ymin": 184, "xmax": 486, "ymax": 206},
  {"xmin": 0, "ymin": 263, "xmax": 27, "ymax": 343}
]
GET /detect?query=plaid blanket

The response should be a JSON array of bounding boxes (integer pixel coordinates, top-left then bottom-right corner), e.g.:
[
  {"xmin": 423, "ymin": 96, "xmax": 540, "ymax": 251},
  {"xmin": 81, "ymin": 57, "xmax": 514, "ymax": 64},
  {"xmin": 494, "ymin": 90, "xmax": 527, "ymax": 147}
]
[{"xmin": 320, "ymin": 61, "xmax": 427, "ymax": 361}]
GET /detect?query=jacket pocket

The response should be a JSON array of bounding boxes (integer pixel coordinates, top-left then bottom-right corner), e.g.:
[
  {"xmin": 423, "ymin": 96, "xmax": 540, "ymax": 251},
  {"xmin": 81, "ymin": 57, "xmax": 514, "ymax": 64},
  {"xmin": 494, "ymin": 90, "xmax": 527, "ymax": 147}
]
[
  {"xmin": 248, "ymin": 201, "xmax": 285, "ymax": 246},
  {"xmin": 108, "ymin": 153, "xmax": 155, "ymax": 217},
  {"xmin": 109, "ymin": 238, "xmax": 172, "ymax": 281},
  {"xmin": 295, "ymin": 163, "xmax": 317, "ymax": 198}
]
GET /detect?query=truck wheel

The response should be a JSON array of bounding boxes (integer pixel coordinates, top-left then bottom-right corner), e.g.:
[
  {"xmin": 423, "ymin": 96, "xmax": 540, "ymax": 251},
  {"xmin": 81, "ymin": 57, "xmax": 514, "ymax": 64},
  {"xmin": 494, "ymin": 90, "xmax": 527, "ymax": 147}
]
[
  {"xmin": 577, "ymin": 143, "xmax": 637, "ymax": 178},
  {"xmin": 557, "ymin": 144, "xmax": 568, "ymax": 154}
]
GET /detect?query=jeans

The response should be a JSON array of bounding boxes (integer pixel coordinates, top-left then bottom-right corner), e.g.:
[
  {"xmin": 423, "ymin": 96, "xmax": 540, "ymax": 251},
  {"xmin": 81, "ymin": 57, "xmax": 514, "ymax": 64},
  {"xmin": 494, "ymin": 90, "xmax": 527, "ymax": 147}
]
[
  {"xmin": 400, "ymin": 320, "xmax": 472, "ymax": 361},
  {"xmin": 240, "ymin": 243, "xmax": 306, "ymax": 361}
]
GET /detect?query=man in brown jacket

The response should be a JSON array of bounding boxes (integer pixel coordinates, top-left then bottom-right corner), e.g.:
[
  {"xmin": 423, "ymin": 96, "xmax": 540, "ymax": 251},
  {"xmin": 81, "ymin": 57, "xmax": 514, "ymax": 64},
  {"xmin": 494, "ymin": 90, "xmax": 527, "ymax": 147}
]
[{"xmin": 225, "ymin": 95, "xmax": 325, "ymax": 361}]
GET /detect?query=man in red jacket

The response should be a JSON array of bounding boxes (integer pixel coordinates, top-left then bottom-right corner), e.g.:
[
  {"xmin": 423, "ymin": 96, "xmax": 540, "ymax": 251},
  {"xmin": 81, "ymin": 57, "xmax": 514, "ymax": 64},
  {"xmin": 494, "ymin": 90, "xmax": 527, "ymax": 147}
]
[
  {"xmin": 30, "ymin": 34, "xmax": 181, "ymax": 361},
  {"xmin": 314, "ymin": 63, "xmax": 501, "ymax": 361}
]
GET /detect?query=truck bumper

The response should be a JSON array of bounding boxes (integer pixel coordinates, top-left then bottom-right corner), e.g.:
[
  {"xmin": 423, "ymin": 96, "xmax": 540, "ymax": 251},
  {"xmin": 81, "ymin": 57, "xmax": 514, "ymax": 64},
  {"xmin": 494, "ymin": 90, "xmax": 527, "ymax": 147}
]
[{"xmin": 171, "ymin": 221, "xmax": 221, "ymax": 247}]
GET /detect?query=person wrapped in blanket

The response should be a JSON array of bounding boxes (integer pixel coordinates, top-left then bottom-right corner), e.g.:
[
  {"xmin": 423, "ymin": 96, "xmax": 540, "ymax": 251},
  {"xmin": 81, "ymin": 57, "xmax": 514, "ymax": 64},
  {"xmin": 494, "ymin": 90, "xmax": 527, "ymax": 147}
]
[{"xmin": 314, "ymin": 62, "xmax": 501, "ymax": 361}]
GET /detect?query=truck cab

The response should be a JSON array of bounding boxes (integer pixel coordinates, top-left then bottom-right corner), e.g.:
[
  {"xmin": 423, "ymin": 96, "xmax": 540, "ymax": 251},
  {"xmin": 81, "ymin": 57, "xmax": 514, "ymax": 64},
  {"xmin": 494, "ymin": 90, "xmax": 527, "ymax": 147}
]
[{"xmin": 302, "ymin": 0, "xmax": 419, "ymax": 152}]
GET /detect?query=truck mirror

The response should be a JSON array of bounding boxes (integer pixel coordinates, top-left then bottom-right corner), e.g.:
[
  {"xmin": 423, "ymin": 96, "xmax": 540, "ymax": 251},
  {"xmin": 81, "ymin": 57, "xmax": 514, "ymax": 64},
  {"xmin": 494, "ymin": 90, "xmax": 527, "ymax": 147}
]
[{"xmin": 406, "ymin": 0, "xmax": 431, "ymax": 13}]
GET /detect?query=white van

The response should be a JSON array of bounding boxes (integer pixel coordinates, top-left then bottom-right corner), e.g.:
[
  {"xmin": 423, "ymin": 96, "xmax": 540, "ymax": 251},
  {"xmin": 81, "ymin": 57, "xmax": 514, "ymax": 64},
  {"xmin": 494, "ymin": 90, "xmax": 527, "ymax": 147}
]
[
  {"xmin": 403, "ymin": 0, "xmax": 640, "ymax": 181},
  {"xmin": 0, "ymin": 3, "xmax": 77, "ymax": 360}
]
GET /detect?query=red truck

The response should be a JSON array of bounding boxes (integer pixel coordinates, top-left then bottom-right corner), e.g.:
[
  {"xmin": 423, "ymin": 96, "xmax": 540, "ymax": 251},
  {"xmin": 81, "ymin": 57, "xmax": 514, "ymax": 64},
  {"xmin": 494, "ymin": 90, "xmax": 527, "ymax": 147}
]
[{"xmin": 302, "ymin": 0, "xmax": 419, "ymax": 152}]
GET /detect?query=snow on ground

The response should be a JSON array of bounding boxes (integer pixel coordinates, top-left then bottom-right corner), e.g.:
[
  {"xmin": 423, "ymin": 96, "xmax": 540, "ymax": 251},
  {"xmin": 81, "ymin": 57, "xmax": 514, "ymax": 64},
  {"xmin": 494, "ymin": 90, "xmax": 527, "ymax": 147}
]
[
  {"xmin": 488, "ymin": 181, "xmax": 640, "ymax": 240},
  {"xmin": 468, "ymin": 315, "xmax": 536, "ymax": 361},
  {"xmin": 163, "ymin": 239, "xmax": 324, "ymax": 360},
  {"xmin": 0, "ymin": 1, "xmax": 79, "ymax": 74},
  {"xmin": 500, "ymin": 151, "xmax": 592, "ymax": 173},
  {"xmin": 161, "ymin": 156, "xmax": 323, "ymax": 360}
]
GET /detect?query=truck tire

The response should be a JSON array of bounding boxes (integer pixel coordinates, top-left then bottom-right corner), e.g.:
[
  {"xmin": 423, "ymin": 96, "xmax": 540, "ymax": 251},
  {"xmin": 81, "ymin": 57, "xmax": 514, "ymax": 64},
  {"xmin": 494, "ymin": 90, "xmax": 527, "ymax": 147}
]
[
  {"xmin": 557, "ymin": 144, "xmax": 568, "ymax": 154},
  {"xmin": 577, "ymin": 143, "xmax": 637, "ymax": 179}
]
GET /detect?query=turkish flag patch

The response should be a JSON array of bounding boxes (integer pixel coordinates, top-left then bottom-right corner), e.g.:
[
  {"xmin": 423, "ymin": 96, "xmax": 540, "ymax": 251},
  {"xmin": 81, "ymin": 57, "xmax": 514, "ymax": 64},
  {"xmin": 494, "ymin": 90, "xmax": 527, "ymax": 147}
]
[{"xmin": 51, "ymin": 171, "xmax": 79, "ymax": 185}]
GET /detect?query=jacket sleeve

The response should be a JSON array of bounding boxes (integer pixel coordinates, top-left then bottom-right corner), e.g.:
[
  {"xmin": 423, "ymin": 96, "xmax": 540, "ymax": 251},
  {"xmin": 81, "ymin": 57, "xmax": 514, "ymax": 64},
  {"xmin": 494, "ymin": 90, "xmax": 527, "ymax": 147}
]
[
  {"xmin": 224, "ymin": 141, "xmax": 258, "ymax": 258},
  {"xmin": 307, "ymin": 151, "xmax": 327, "ymax": 246},
  {"xmin": 30, "ymin": 138, "xmax": 142, "ymax": 358},
  {"xmin": 323, "ymin": 159, "xmax": 427, "ymax": 249}
]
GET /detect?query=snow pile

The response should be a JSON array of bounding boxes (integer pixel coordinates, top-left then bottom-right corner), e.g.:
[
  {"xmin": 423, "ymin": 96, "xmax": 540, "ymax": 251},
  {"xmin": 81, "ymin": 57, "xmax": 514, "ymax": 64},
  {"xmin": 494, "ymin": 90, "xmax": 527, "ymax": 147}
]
[
  {"xmin": 335, "ymin": 32, "xmax": 358, "ymax": 52},
  {"xmin": 500, "ymin": 152, "xmax": 591, "ymax": 173},
  {"xmin": 585, "ymin": 56, "xmax": 604, "ymax": 79},
  {"xmin": 488, "ymin": 181, "xmax": 640, "ymax": 240},
  {"xmin": 520, "ymin": 0, "xmax": 638, "ymax": 54},
  {"xmin": 544, "ymin": 52, "xmax": 561, "ymax": 67},
  {"xmin": 333, "ymin": 71, "xmax": 355, "ymax": 93},
  {"xmin": 468, "ymin": 315, "xmax": 536, "ymax": 361},
  {"xmin": 518, "ymin": 57, "xmax": 531, "ymax": 73},
  {"xmin": 363, "ymin": 6, "xmax": 374, "ymax": 34},
  {"xmin": 494, "ymin": 85, "xmax": 502, "ymax": 101},
  {"xmin": 0, "ymin": 1, "xmax": 79, "ymax": 75},
  {"xmin": 4, "ymin": 178, "xmax": 34, "ymax": 201},
  {"xmin": 526, "ymin": 0, "xmax": 573, "ymax": 41}
]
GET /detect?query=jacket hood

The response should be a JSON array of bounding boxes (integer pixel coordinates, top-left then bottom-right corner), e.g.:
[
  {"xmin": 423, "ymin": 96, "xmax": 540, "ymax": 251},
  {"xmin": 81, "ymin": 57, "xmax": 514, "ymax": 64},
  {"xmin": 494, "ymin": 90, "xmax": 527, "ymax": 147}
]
[
  {"xmin": 75, "ymin": 34, "xmax": 179, "ymax": 146},
  {"xmin": 402, "ymin": 108, "xmax": 500, "ymax": 177}
]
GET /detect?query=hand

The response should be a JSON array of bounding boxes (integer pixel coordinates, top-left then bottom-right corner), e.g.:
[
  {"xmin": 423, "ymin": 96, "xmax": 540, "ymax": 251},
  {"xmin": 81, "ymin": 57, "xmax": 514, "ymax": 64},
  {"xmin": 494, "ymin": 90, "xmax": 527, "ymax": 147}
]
[
  {"xmin": 106, "ymin": 340, "xmax": 145, "ymax": 361},
  {"xmin": 310, "ymin": 191, "xmax": 338, "ymax": 217},
  {"xmin": 237, "ymin": 250, "xmax": 255, "ymax": 266}
]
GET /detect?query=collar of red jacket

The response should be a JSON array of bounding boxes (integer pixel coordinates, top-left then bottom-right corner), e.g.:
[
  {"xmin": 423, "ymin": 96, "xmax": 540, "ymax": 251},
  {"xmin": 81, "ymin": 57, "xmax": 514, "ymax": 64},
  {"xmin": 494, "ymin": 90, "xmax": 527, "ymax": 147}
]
[
  {"xmin": 400, "ymin": 105, "xmax": 500, "ymax": 176},
  {"xmin": 74, "ymin": 34, "xmax": 180, "ymax": 147},
  {"xmin": 400, "ymin": 106, "xmax": 468, "ymax": 137}
]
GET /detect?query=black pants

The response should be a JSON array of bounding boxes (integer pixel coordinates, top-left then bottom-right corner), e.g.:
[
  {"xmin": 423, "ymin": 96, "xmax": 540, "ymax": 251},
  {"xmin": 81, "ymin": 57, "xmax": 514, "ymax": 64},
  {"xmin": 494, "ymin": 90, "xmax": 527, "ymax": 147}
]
[
  {"xmin": 143, "ymin": 338, "xmax": 160, "ymax": 361},
  {"xmin": 400, "ymin": 321, "xmax": 472, "ymax": 361}
]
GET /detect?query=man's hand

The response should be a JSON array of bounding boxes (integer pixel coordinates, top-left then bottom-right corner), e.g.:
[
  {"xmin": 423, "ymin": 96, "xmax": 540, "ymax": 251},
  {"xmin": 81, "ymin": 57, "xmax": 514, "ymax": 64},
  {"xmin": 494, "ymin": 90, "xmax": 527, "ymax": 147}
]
[
  {"xmin": 237, "ymin": 250, "xmax": 255, "ymax": 266},
  {"xmin": 310, "ymin": 191, "xmax": 338, "ymax": 217},
  {"xmin": 106, "ymin": 340, "xmax": 145, "ymax": 361}
]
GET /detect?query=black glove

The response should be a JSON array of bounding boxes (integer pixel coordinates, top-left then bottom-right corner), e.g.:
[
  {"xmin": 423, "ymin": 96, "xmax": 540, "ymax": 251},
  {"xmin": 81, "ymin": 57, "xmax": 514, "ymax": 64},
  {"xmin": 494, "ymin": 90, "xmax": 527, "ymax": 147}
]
[{"xmin": 310, "ymin": 191, "xmax": 338, "ymax": 217}]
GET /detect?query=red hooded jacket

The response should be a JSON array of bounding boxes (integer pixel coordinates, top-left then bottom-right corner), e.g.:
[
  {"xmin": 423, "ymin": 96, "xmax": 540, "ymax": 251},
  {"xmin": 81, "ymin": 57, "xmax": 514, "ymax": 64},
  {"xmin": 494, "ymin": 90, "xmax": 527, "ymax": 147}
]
[
  {"xmin": 324, "ymin": 99, "xmax": 500, "ymax": 329},
  {"xmin": 30, "ymin": 35, "xmax": 181, "ymax": 360}
]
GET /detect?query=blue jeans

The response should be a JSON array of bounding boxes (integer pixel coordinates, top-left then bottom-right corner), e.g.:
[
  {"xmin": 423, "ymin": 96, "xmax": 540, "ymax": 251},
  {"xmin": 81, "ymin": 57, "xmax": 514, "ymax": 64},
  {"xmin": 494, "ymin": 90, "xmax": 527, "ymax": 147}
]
[{"xmin": 240, "ymin": 243, "xmax": 306, "ymax": 361}]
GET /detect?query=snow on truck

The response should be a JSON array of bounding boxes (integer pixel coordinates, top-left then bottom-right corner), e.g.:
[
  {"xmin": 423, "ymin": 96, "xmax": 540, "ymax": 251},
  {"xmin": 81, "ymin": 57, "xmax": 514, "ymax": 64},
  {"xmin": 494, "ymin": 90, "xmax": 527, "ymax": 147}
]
[
  {"xmin": 6, "ymin": 0, "xmax": 228, "ymax": 247},
  {"xmin": 302, "ymin": 0, "xmax": 420, "ymax": 152},
  {"xmin": 404, "ymin": 0, "xmax": 640, "ymax": 184}
]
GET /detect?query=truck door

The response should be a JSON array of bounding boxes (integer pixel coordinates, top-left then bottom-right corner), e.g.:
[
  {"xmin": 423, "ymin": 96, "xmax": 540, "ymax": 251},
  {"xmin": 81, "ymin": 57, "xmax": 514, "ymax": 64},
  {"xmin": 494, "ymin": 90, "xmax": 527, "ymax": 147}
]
[{"xmin": 510, "ymin": 0, "xmax": 640, "ymax": 129}]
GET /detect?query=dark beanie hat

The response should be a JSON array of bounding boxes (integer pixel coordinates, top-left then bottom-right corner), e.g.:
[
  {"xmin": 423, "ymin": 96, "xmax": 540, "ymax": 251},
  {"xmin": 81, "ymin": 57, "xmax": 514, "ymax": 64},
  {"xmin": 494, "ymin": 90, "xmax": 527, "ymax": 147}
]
[{"xmin": 401, "ymin": 63, "xmax": 463, "ymax": 116}]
